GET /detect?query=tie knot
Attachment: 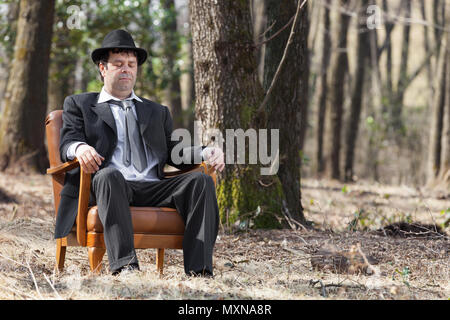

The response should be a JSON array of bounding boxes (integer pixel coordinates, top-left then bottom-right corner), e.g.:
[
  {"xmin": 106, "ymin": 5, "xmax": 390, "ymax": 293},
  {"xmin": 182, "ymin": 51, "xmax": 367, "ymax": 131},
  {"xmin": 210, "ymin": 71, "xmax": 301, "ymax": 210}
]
[
  {"xmin": 107, "ymin": 99, "xmax": 134, "ymax": 110},
  {"xmin": 122, "ymin": 100, "xmax": 133, "ymax": 110}
]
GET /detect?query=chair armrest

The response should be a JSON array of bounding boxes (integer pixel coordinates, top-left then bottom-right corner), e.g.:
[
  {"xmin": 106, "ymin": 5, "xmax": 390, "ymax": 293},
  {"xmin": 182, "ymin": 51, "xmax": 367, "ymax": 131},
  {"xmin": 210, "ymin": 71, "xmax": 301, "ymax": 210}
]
[
  {"xmin": 46, "ymin": 158, "xmax": 91, "ymax": 246},
  {"xmin": 164, "ymin": 162, "xmax": 217, "ymax": 186},
  {"xmin": 76, "ymin": 167, "xmax": 91, "ymax": 247},
  {"xmin": 46, "ymin": 159, "xmax": 79, "ymax": 175},
  {"xmin": 163, "ymin": 164, "xmax": 202, "ymax": 177}
]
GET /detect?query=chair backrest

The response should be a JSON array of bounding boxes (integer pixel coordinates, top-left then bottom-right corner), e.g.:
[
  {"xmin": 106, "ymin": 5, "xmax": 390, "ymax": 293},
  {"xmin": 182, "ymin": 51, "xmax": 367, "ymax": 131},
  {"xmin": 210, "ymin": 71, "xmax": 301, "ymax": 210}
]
[
  {"xmin": 45, "ymin": 110, "xmax": 64, "ymax": 215},
  {"xmin": 46, "ymin": 110, "xmax": 63, "ymax": 168}
]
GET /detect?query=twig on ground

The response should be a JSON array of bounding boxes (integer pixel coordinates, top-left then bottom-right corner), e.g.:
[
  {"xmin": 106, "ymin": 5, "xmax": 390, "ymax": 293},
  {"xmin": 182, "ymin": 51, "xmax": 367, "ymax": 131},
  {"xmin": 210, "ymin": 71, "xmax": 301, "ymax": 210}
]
[
  {"xmin": 309, "ymin": 278, "xmax": 366, "ymax": 298},
  {"xmin": 9, "ymin": 205, "xmax": 18, "ymax": 221},
  {"xmin": 293, "ymin": 231, "xmax": 309, "ymax": 245},
  {"xmin": 26, "ymin": 260, "xmax": 43, "ymax": 299},
  {"xmin": 43, "ymin": 273, "xmax": 63, "ymax": 300},
  {"xmin": 281, "ymin": 246, "xmax": 309, "ymax": 258},
  {"xmin": 281, "ymin": 201, "xmax": 309, "ymax": 231},
  {"xmin": 309, "ymin": 279, "xmax": 327, "ymax": 297},
  {"xmin": 281, "ymin": 201, "xmax": 297, "ymax": 230}
]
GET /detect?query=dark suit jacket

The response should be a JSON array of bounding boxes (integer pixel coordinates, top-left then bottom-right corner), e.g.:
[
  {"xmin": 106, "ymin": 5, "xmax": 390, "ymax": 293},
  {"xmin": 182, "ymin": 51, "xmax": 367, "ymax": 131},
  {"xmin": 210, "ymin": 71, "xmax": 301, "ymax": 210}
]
[{"xmin": 54, "ymin": 92, "xmax": 203, "ymax": 239}]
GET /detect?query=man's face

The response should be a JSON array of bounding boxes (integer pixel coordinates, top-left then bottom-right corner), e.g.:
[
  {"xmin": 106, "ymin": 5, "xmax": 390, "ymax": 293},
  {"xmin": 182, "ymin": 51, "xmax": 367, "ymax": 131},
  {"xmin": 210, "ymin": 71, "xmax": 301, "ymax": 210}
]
[{"xmin": 99, "ymin": 51, "xmax": 138, "ymax": 97}]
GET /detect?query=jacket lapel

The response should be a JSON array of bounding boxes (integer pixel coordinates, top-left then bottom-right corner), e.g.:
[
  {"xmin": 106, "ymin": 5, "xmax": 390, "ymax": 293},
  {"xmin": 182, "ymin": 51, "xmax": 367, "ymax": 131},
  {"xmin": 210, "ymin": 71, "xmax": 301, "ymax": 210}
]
[
  {"xmin": 92, "ymin": 99, "xmax": 117, "ymax": 136},
  {"xmin": 134, "ymin": 99, "xmax": 153, "ymax": 140}
]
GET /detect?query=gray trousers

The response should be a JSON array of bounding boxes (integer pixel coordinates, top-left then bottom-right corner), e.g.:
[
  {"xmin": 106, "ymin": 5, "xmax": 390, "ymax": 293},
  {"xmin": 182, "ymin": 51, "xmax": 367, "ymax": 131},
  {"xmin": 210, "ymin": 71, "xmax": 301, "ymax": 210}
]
[{"xmin": 91, "ymin": 167, "xmax": 219, "ymax": 274}]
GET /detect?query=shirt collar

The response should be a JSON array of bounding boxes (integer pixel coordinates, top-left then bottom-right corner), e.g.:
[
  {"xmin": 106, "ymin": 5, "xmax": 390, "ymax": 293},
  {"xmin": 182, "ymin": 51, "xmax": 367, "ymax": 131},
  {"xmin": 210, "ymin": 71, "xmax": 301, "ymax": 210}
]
[{"xmin": 98, "ymin": 87, "xmax": 143, "ymax": 104}]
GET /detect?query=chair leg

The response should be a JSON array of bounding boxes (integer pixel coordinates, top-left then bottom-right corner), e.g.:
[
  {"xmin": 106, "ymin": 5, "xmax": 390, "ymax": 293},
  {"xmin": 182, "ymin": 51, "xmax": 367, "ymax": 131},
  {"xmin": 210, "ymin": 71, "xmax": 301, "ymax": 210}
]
[
  {"xmin": 55, "ymin": 238, "xmax": 66, "ymax": 272},
  {"xmin": 156, "ymin": 248, "xmax": 164, "ymax": 275},
  {"xmin": 88, "ymin": 247, "xmax": 106, "ymax": 274}
]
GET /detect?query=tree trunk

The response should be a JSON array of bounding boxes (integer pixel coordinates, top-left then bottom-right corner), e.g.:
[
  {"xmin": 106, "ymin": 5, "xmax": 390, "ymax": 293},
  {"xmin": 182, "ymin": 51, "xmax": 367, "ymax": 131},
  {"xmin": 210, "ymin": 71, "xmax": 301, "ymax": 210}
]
[
  {"xmin": 427, "ymin": 38, "xmax": 447, "ymax": 183},
  {"xmin": 161, "ymin": 0, "xmax": 183, "ymax": 129},
  {"xmin": 432, "ymin": 0, "xmax": 445, "ymax": 55},
  {"xmin": 344, "ymin": 0, "xmax": 370, "ymax": 182},
  {"xmin": 366, "ymin": 0, "xmax": 383, "ymax": 183},
  {"xmin": 420, "ymin": 0, "xmax": 434, "ymax": 111},
  {"xmin": 316, "ymin": 0, "xmax": 332, "ymax": 175},
  {"xmin": 179, "ymin": 3, "xmax": 195, "ymax": 133},
  {"xmin": 391, "ymin": 0, "xmax": 411, "ymax": 132},
  {"xmin": 48, "ymin": 58, "xmax": 74, "ymax": 112},
  {"xmin": 263, "ymin": 0, "xmax": 309, "ymax": 224},
  {"xmin": 435, "ymin": 6, "xmax": 450, "ymax": 188},
  {"xmin": 327, "ymin": 0, "xmax": 351, "ymax": 180},
  {"xmin": 381, "ymin": 0, "xmax": 394, "ymax": 108},
  {"xmin": 190, "ymin": 0, "xmax": 285, "ymax": 228},
  {"xmin": 187, "ymin": 38, "xmax": 196, "ymax": 133},
  {"xmin": 0, "ymin": 1, "xmax": 19, "ymax": 113},
  {"xmin": 0, "ymin": 0, "xmax": 55, "ymax": 172}
]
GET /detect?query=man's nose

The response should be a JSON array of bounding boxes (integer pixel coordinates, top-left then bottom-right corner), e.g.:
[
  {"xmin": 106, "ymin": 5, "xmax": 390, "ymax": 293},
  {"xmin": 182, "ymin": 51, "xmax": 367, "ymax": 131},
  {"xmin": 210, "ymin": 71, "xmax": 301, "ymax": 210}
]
[{"xmin": 120, "ymin": 64, "xmax": 132, "ymax": 72}]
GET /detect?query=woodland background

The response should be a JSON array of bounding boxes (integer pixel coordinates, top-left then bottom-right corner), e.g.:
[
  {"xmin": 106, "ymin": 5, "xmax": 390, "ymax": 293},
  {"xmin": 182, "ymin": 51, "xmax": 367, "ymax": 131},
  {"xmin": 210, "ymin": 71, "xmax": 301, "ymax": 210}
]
[
  {"xmin": 0, "ymin": 0, "xmax": 449, "ymax": 227},
  {"xmin": 0, "ymin": 0, "xmax": 448, "ymax": 300}
]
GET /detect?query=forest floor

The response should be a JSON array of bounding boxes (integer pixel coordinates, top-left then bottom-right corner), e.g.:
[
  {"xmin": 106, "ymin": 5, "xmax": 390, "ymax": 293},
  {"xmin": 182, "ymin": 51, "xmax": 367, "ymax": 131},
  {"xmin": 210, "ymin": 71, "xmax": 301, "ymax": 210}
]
[{"xmin": 0, "ymin": 172, "xmax": 448, "ymax": 300}]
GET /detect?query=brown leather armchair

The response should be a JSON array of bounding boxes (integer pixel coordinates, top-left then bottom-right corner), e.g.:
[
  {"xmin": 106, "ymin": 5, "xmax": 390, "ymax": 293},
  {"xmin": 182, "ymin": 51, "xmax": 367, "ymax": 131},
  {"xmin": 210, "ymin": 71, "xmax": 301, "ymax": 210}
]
[{"xmin": 45, "ymin": 110, "xmax": 216, "ymax": 274}]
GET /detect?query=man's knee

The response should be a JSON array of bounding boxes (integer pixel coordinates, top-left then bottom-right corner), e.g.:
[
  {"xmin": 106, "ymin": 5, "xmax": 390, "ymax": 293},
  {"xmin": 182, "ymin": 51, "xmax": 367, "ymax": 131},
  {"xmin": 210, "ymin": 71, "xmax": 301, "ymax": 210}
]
[
  {"xmin": 92, "ymin": 167, "xmax": 125, "ymax": 188},
  {"xmin": 188, "ymin": 172, "xmax": 215, "ymax": 194},
  {"xmin": 190, "ymin": 171, "xmax": 214, "ymax": 185}
]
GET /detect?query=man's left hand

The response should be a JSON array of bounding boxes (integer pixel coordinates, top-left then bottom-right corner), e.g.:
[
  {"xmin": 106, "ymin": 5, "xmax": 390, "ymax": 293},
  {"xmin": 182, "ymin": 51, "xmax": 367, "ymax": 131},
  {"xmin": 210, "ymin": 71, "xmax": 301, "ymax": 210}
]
[{"xmin": 202, "ymin": 147, "xmax": 225, "ymax": 172}]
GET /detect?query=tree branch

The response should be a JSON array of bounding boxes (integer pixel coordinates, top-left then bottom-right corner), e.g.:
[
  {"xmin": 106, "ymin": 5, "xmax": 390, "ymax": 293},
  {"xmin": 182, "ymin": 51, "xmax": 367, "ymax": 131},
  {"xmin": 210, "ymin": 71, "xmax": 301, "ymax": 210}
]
[
  {"xmin": 254, "ymin": 16, "xmax": 295, "ymax": 48},
  {"xmin": 397, "ymin": 42, "xmax": 440, "ymax": 95},
  {"xmin": 256, "ymin": 0, "xmax": 308, "ymax": 116}
]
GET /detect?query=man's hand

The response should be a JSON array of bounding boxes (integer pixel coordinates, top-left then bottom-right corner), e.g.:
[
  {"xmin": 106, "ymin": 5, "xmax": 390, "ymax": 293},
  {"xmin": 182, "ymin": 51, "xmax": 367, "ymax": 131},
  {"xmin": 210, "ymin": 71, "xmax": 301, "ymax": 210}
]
[
  {"xmin": 75, "ymin": 144, "xmax": 105, "ymax": 174},
  {"xmin": 202, "ymin": 147, "xmax": 225, "ymax": 172}
]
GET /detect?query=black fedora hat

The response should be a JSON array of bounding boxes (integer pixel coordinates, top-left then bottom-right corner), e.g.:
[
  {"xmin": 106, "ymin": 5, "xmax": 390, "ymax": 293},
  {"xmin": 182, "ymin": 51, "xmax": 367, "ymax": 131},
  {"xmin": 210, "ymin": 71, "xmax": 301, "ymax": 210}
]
[{"xmin": 91, "ymin": 29, "xmax": 147, "ymax": 65}]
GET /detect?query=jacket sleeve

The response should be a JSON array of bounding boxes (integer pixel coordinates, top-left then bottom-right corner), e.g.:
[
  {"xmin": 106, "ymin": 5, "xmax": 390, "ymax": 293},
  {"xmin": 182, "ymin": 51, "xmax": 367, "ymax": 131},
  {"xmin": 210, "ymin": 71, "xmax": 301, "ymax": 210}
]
[
  {"xmin": 163, "ymin": 106, "xmax": 205, "ymax": 169},
  {"xmin": 59, "ymin": 95, "xmax": 87, "ymax": 163}
]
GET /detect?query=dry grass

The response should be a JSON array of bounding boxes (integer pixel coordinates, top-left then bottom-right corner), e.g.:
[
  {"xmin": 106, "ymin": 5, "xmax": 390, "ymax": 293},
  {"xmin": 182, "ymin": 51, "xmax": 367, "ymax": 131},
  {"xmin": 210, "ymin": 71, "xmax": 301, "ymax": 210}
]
[{"xmin": 0, "ymin": 172, "xmax": 448, "ymax": 300}]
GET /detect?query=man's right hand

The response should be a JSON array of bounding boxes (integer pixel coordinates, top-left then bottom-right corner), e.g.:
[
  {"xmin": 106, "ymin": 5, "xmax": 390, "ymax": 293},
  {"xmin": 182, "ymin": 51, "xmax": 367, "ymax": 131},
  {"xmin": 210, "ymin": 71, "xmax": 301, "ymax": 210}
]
[{"xmin": 75, "ymin": 144, "xmax": 105, "ymax": 174}]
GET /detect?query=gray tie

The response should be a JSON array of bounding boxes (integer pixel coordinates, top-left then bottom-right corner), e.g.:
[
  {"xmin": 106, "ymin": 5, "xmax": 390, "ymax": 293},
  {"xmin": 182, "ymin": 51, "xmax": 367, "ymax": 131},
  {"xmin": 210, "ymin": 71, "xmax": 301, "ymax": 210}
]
[{"xmin": 120, "ymin": 100, "xmax": 147, "ymax": 172}]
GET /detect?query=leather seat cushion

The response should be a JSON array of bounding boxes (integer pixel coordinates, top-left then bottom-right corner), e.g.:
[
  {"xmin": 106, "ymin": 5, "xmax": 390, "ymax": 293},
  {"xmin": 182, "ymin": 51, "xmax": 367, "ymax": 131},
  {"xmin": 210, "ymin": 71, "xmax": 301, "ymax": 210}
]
[{"xmin": 87, "ymin": 206, "xmax": 185, "ymax": 234}]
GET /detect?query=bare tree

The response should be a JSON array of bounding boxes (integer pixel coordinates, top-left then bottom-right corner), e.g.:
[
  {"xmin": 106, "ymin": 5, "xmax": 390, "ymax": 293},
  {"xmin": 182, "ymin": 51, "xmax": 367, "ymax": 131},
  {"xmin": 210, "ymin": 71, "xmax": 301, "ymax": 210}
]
[
  {"xmin": 427, "ymin": 36, "xmax": 447, "ymax": 184},
  {"xmin": 316, "ymin": 0, "xmax": 332, "ymax": 175},
  {"xmin": 326, "ymin": 0, "xmax": 352, "ymax": 180},
  {"xmin": 390, "ymin": 0, "xmax": 411, "ymax": 133},
  {"xmin": 420, "ymin": 0, "xmax": 434, "ymax": 109},
  {"xmin": 344, "ymin": 0, "xmax": 370, "ymax": 182},
  {"xmin": 434, "ymin": 5, "xmax": 450, "ymax": 189}
]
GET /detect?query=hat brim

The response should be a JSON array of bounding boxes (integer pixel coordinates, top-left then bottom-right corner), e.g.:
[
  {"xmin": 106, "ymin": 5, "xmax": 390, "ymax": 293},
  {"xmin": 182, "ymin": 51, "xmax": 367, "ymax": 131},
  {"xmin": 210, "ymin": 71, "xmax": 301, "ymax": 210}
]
[{"xmin": 91, "ymin": 46, "xmax": 147, "ymax": 65}]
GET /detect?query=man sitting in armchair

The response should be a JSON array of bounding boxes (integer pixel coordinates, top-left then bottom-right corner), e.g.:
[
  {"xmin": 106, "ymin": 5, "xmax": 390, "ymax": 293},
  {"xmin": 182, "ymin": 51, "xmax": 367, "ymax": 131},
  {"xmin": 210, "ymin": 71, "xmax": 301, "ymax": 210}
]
[{"xmin": 54, "ymin": 29, "xmax": 224, "ymax": 277}]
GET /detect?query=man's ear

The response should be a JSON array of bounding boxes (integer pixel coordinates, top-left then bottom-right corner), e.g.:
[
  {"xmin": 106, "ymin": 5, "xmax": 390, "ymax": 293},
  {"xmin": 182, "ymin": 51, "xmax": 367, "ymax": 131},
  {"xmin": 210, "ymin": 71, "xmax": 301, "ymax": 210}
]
[{"xmin": 99, "ymin": 62, "xmax": 107, "ymax": 77}]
